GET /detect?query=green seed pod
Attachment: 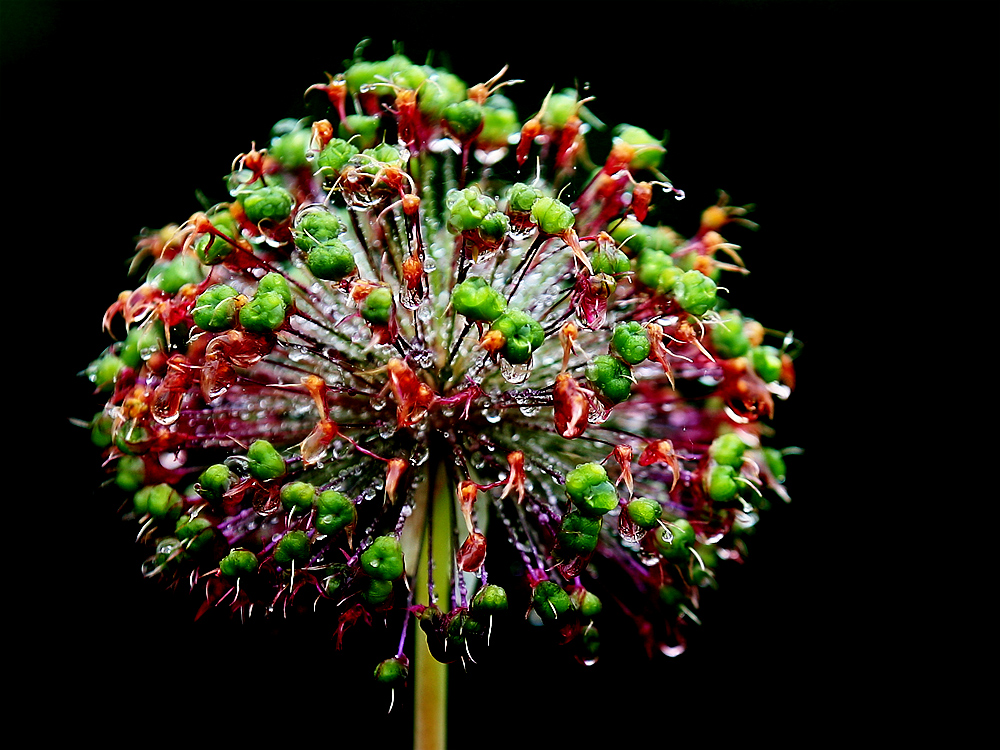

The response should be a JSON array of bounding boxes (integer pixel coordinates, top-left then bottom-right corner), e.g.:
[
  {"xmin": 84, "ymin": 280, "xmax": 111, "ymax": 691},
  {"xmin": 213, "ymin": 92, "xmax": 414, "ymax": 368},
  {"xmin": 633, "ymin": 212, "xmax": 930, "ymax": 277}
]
[
  {"xmin": 239, "ymin": 291, "xmax": 287, "ymax": 333},
  {"xmin": 364, "ymin": 577, "xmax": 395, "ymax": 606},
  {"xmin": 315, "ymin": 490, "xmax": 356, "ymax": 536},
  {"xmin": 115, "ymin": 455, "xmax": 145, "ymax": 492},
  {"xmin": 591, "ymin": 242, "xmax": 630, "ymax": 276},
  {"xmin": 644, "ymin": 226, "xmax": 680, "ymax": 254},
  {"xmin": 471, "ymin": 584, "xmax": 509, "ymax": 615},
  {"xmin": 445, "ymin": 186, "xmax": 497, "ymax": 233},
  {"xmin": 710, "ymin": 311, "xmax": 750, "ymax": 359},
  {"xmin": 532, "ymin": 581, "xmax": 571, "ymax": 622},
  {"xmin": 338, "ymin": 114, "xmax": 381, "ymax": 149},
  {"xmin": 480, "ymin": 96, "xmax": 519, "ymax": 146},
  {"xmin": 506, "ymin": 182, "xmax": 543, "ymax": 213},
  {"xmin": 442, "ymin": 99, "xmax": 484, "ymax": 141},
  {"xmin": 586, "ymin": 354, "xmax": 633, "ymax": 403},
  {"xmin": 362, "ymin": 287, "xmax": 394, "ymax": 326},
  {"xmin": 344, "ymin": 59, "xmax": 381, "ymax": 94},
  {"xmin": 556, "ymin": 512, "xmax": 602, "ymax": 556},
  {"xmin": 90, "ymin": 410, "xmax": 113, "ymax": 448},
  {"xmin": 306, "ymin": 239, "xmax": 356, "ymax": 280},
  {"xmin": 672, "ymin": 269, "xmax": 718, "ymax": 316},
  {"xmin": 268, "ymin": 119, "xmax": 311, "ymax": 170},
  {"xmin": 175, "ymin": 515, "xmax": 214, "ymax": 553},
  {"xmin": 417, "ymin": 70, "xmax": 467, "ymax": 119},
  {"xmin": 192, "ymin": 211, "xmax": 238, "ymax": 265},
  {"xmin": 219, "ymin": 548, "xmax": 258, "ymax": 580},
  {"xmin": 256, "ymin": 272, "xmax": 292, "ymax": 307},
  {"xmin": 763, "ymin": 447, "xmax": 787, "ymax": 483},
  {"xmin": 372, "ymin": 54, "xmax": 428, "ymax": 91},
  {"xmin": 241, "ymin": 185, "xmax": 295, "ymax": 224},
  {"xmin": 280, "ymin": 481, "xmax": 316, "ymax": 512},
  {"xmin": 316, "ymin": 138, "xmax": 359, "ymax": 177},
  {"xmin": 531, "ymin": 196, "xmax": 575, "ymax": 235},
  {"xmin": 374, "ymin": 657, "xmax": 408, "ymax": 687},
  {"xmin": 579, "ymin": 482, "xmax": 619, "ymax": 517},
  {"xmin": 274, "ymin": 530, "xmax": 311, "ymax": 566},
  {"xmin": 751, "ymin": 345, "xmax": 783, "ymax": 383},
  {"xmin": 360, "ymin": 535, "xmax": 405, "ymax": 581},
  {"xmin": 705, "ymin": 463, "xmax": 740, "ymax": 503},
  {"xmin": 363, "ymin": 142, "xmax": 404, "ymax": 172},
  {"xmin": 119, "ymin": 322, "xmax": 163, "ymax": 370},
  {"xmin": 323, "ymin": 564, "xmax": 349, "ymax": 598},
  {"xmin": 657, "ymin": 518, "xmax": 695, "ymax": 561},
  {"xmin": 147, "ymin": 253, "xmax": 205, "ymax": 295},
  {"xmin": 565, "ymin": 462, "xmax": 608, "ymax": 502},
  {"xmin": 451, "ymin": 276, "xmax": 506, "ymax": 322},
  {"xmin": 88, "ymin": 353, "xmax": 124, "ymax": 391},
  {"xmin": 196, "ymin": 463, "xmax": 232, "ymax": 502},
  {"xmin": 637, "ymin": 247, "xmax": 674, "ymax": 289},
  {"xmin": 134, "ymin": 483, "xmax": 184, "ymax": 521},
  {"xmin": 490, "ymin": 309, "xmax": 544, "ymax": 364},
  {"xmin": 192, "ymin": 284, "xmax": 240, "ymax": 332},
  {"xmin": 541, "ymin": 89, "xmax": 579, "ymax": 129},
  {"xmin": 565, "ymin": 463, "xmax": 619, "ymax": 517},
  {"xmin": 656, "ymin": 265, "xmax": 683, "ymax": 296},
  {"xmin": 709, "ymin": 433, "xmax": 746, "ymax": 469},
  {"xmin": 246, "ymin": 439, "xmax": 286, "ymax": 481},
  {"xmin": 626, "ymin": 498, "xmax": 663, "ymax": 530},
  {"xmin": 612, "ymin": 124, "xmax": 666, "ymax": 171},
  {"xmin": 611, "ymin": 321, "xmax": 651, "ymax": 365},
  {"xmin": 294, "ymin": 209, "xmax": 344, "ymax": 249},
  {"xmin": 477, "ymin": 211, "xmax": 510, "ymax": 244},
  {"xmin": 573, "ymin": 588, "xmax": 603, "ymax": 618},
  {"xmin": 114, "ymin": 421, "xmax": 151, "ymax": 456},
  {"xmin": 610, "ymin": 218, "xmax": 646, "ymax": 250}
]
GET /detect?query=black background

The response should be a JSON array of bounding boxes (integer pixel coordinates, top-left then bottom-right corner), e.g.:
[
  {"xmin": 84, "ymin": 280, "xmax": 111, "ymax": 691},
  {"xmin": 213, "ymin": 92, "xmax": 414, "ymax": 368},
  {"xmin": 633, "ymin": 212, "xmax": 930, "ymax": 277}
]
[{"xmin": 6, "ymin": 0, "xmax": 994, "ymax": 744}]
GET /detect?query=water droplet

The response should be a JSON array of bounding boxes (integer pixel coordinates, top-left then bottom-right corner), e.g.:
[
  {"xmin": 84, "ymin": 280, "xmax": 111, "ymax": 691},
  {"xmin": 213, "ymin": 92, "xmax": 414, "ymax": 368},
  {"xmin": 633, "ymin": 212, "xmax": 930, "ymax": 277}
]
[
  {"xmin": 639, "ymin": 552, "xmax": 660, "ymax": 568},
  {"xmin": 379, "ymin": 421, "xmax": 398, "ymax": 439},
  {"xmin": 414, "ymin": 349, "xmax": 435, "ymax": 369},
  {"xmin": 519, "ymin": 404, "xmax": 541, "ymax": 417},
  {"xmin": 587, "ymin": 397, "xmax": 611, "ymax": 425},
  {"xmin": 499, "ymin": 359, "xmax": 531, "ymax": 384}
]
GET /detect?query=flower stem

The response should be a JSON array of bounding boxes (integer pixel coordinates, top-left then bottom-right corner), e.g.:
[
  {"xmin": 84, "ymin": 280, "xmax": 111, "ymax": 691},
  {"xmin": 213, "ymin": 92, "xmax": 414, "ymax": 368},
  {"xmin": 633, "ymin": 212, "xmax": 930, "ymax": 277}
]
[{"xmin": 413, "ymin": 460, "xmax": 451, "ymax": 750}]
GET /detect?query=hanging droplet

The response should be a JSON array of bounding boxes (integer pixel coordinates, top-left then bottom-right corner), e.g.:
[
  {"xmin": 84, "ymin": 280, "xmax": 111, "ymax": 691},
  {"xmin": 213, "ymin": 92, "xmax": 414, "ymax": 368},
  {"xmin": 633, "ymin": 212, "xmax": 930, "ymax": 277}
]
[{"xmin": 499, "ymin": 358, "xmax": 531, "ymax": 384}]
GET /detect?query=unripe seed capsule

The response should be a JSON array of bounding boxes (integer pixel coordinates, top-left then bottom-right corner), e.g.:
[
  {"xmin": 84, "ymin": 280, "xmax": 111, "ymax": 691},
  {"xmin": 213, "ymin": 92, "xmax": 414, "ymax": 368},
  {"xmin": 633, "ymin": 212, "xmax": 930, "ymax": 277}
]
[
  {"xmin": 247, "ymin": 439, "xmax": 286, "ymax": 481},
  {"xmin": 360, "ymin": 535, "xmax": 405, "ymax": 581},
  {"xmin": 273, "ymin": 530, "xmax": 311, "ymax": 566}
]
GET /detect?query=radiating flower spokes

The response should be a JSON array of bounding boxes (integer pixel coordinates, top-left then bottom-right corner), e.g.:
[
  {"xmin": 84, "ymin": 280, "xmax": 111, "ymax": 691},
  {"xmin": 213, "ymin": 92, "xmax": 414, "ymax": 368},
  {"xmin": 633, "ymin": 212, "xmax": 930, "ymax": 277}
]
[{"xmin": 82, "ymin": 49, "xmax": 799, "ymax": 703}]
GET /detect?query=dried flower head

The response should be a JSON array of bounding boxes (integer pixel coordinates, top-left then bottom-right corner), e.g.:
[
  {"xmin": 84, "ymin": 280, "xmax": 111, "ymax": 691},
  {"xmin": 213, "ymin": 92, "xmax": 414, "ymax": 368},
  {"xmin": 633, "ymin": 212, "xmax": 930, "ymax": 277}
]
[{"xmin": 82, "ymin": 48, "xmax": 799, "ymax": 691}]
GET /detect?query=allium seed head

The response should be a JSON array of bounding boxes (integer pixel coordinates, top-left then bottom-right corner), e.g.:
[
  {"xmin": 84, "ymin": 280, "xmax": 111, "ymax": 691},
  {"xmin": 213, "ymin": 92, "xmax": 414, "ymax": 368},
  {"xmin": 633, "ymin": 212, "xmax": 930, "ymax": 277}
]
[{"xmin": 82, "ymin": 49, "xmax": 800, "ymax": 685}]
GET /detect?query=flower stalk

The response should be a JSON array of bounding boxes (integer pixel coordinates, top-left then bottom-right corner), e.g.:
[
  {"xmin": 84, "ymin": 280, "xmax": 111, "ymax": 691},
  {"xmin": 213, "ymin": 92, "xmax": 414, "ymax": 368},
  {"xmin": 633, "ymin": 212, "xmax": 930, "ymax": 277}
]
[{"xmin": 413, "ymin": 462, "xmax": 451, "ymax": 750}]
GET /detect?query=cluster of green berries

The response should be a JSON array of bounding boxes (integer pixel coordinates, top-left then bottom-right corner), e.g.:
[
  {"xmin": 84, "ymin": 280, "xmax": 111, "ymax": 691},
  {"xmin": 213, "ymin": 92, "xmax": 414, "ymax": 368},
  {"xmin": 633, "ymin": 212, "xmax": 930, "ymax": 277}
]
[{"xmin": 82, "ymin": 47, "xmax": 798, "ymax": 685}]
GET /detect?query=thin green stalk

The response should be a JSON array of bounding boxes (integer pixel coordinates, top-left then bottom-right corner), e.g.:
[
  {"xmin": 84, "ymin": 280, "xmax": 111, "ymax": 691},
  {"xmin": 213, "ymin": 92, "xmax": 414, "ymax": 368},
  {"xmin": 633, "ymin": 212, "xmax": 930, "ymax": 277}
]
[{"xmin": 413, "ymin": 461, "xmax": 452, "ymax": 750}]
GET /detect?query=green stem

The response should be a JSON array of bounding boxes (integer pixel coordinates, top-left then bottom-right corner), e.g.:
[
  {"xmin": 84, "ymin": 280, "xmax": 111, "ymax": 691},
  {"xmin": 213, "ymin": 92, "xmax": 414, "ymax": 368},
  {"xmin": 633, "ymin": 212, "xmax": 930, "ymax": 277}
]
[{"xmin": 413, "ymin": 461, "xmax": 452, "ymax": 750}]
